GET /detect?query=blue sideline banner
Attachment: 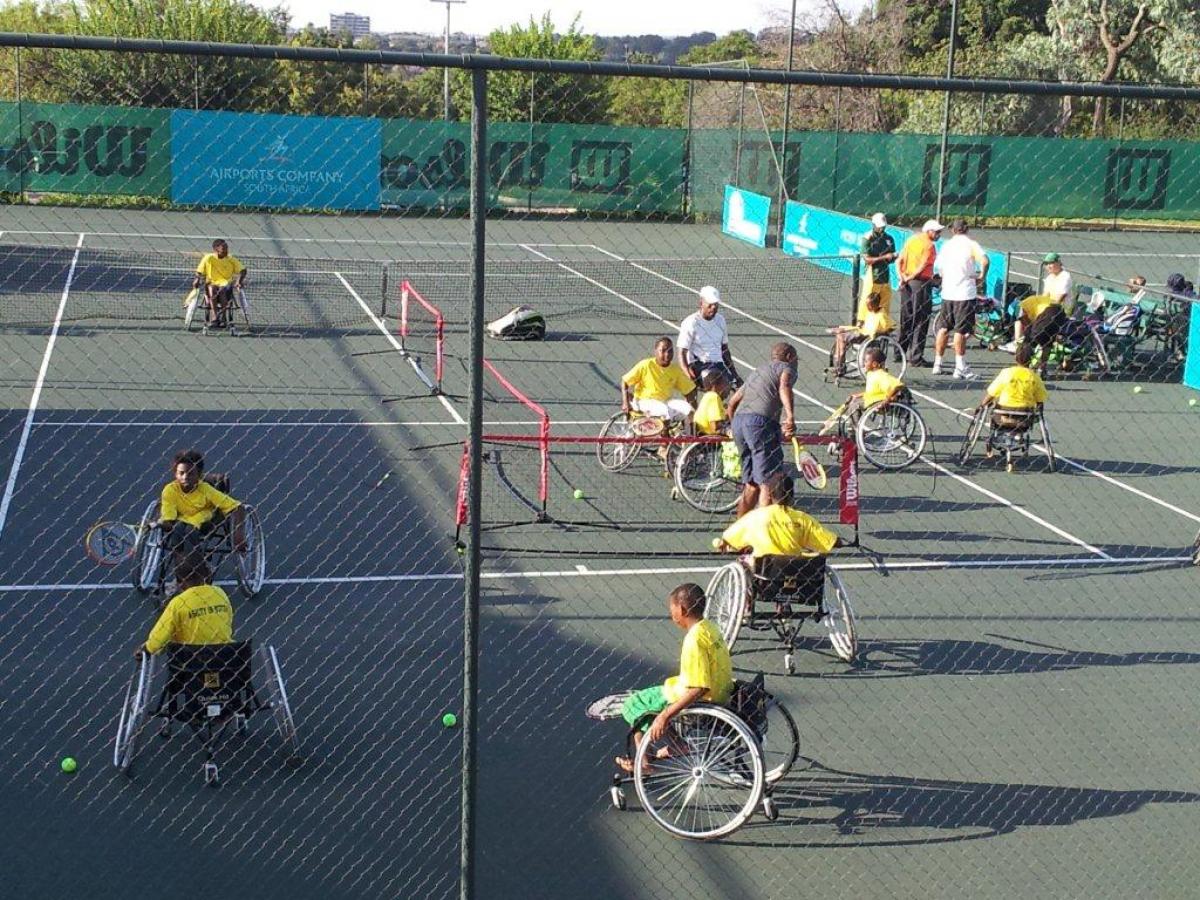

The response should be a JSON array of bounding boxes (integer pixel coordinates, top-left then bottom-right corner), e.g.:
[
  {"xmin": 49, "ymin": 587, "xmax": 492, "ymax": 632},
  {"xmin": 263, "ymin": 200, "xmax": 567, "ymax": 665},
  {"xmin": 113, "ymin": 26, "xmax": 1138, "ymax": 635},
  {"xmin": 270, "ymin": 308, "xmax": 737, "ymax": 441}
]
[
  {"xmin": 782, "ymin": 199, "xmax": 1007, "ymax": 301},
  {"xmin": 721, "ymin": 185, "xmax": 770, "ymax": 248},
  {"xmin": 171, "ymin": 110, "xmax": 381, "ymax": 210},
  {"xmin": 1185, "ymin": 303, "xmax": 1200, "ymax": 391}
]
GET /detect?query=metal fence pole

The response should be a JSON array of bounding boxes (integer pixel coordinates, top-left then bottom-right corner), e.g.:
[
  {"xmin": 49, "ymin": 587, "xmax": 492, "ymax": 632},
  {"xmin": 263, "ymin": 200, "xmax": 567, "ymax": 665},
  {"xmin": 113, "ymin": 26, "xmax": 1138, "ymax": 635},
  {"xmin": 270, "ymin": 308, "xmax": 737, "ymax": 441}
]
[
  {"xmin": 460, "ymin": 63, "xmax": 487, "ymax": 900},
  {"xmin": 734, "ymin": 81, "xmax": 745, "ymax": 185},
  {"xmin": 1113, "ymin": 96, "xmax": 1125, "ymax": 232},
  {"xmin": 683, "ymin": 79, "xmax": 694, "ymax": 218},
  {"xmin": 15, "ymin": 46, "xmax": 24, "ymax": 201},
  {"xmin": 777, "ymin": 0, "xmax": 797, "ymax": 247},
  {"xmin": 528, "ymin": 72, "xmax": 535, "ymax": 212},
  {"xmin": 935, "ymin": 0, "xmax": 959, "ymax": 222},
  {"xmin": 831, "ymin": 87, "xmax": 842, "ymax": 211}
]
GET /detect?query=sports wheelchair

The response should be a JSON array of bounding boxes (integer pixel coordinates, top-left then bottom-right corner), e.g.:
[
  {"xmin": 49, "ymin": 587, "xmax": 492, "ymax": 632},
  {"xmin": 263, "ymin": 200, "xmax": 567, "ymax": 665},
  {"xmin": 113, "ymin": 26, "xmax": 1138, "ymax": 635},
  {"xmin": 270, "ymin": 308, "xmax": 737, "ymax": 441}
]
[
  {"xmin": 824, "ymin": 391, "xmax": 927, "ymax": 471},
  {"xmin": 826, "ymin": 331, "xmax": 908, "ymax": 386},
  {"xmin": 706, "ymin": 554, "xmax": 857, "ymax": 673},
  {"xmin": 114, "ymin": 640, "xmax": 301, "ymax": 786},
  {"xmin": 959, "ymin": 403, "xmax": 1056, "ymax": 473},
  {"xmin": 671, "ymin": 437, "xmax": 741, "ymax": 514},
  {"xmin": 131, "ymin": 473, "xmax": 266, "ymax": 602},
  {"xmin": 588, "ymin": 673, "xmax": 799, "ymax": 840},
  {"xmin": 185, "ymin": 283, "xmax": 250, "ymax": 336}
]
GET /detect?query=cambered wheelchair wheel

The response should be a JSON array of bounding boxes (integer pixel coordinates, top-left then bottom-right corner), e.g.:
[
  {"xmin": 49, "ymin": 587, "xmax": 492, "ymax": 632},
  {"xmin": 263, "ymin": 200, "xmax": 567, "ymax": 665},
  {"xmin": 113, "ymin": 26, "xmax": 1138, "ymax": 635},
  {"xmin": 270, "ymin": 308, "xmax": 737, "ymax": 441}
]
[
  {"xmin": 1192, "ymin": 529, "xmax": 1200, "ymax": 568},
  {"xmin": 1037, "ymin": 415, "xmax": 1056, "ymax": 473},
  {"xmin": 856, "ymin": 400, "xmax": 926, "ymax": 471},
  {"xmin": 633, "ymin": 704, "xmax": 765, "ymax": 840},
  {"xmin": 705, "ymin": 563, "xmax": 747, "ymax": 648},
  {"xmin": 131, "ymin": 500, "xmax": 163, "ymax": 596},
  {"xmin": 674, "ymin": 441, "xmax": 739, "ymax": 514},
  {"xmin": 113, "ymin": 653, "xmax": 157, "ymax": 774},
  {"xmin": 823, "ymin": 570, "xmax": 858, "ymax": 662},
  {"xmin": 234, "ymin": 506, "xmax": 266, "ymax": 598},
  {"xmin": 959, "ymin": 406, "xmax": 988, "ymax": 466},
  {"xmin": 184, "ymin": 290, "xmax": 201, "ymax": 330},
  {"xmin": 260, "ymin": 645, "xmax": 302, "ymax": 765},
  {"xmin": 596, "ymin": 413, "xmax": 639, "ymax": 472},
  {"xmin": 857, "ymin": 335, "xmax": 907, "ymax": 382},
  {"xmin": 760, "ymin": 697, "xmax": 800, "ymax": 784}
]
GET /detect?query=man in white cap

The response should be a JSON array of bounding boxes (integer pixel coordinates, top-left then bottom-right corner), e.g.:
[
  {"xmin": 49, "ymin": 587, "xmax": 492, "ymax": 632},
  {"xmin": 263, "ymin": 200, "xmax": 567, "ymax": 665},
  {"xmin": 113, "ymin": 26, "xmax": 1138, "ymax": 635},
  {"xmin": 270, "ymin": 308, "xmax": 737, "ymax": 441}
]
[
  {"xmin": 858, "ymin": 212, "xmax": 897, "ymax": 323},
  {"xmin": 677, "ymin": 285, "xmax": 741, "ymax": 386},
  {"xmin": 896, "ymin": 218, "xmax": 943, "ymax": 366},
  {"xmin": 931, "ymin": 218, "xmax": 989, "ymax": 380}
]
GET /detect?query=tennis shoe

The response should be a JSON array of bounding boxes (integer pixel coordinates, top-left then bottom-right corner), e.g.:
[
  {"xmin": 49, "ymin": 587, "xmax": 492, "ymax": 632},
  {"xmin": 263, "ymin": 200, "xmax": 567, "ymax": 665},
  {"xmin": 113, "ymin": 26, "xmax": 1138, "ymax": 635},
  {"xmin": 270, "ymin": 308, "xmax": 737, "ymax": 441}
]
[
  {"xmin": 953, "ymin": 366, "xmax": 978, "ymax": 381},
  {"xmin": 931, "ymin": 360, "xmax": 944, "ymax": 375},
  {"xmin": 999, "ymin": 341, "xmax": 1018, "ymax": 353}
]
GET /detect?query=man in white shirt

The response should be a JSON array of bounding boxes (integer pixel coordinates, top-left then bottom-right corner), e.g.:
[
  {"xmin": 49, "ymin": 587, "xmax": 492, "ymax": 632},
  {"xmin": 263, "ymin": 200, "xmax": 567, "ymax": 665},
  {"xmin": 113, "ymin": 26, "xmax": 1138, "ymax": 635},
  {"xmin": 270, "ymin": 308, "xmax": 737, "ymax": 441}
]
[
  {"xmin": 931, "ymin": 219, "xmax": 989, "ymax": 380},
  {"xmin": 677, "ymin": 285, "xmax": 741, "ymax": 386}
]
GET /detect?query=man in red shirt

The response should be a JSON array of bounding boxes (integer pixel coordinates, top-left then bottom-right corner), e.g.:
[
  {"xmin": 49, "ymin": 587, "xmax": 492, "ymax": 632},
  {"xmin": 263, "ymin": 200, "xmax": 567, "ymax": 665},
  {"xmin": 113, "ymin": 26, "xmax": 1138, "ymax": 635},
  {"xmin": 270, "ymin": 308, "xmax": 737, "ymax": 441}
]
[{"xmin": 896, "ymin": 219, "xmax": 943, "ymax": 367}]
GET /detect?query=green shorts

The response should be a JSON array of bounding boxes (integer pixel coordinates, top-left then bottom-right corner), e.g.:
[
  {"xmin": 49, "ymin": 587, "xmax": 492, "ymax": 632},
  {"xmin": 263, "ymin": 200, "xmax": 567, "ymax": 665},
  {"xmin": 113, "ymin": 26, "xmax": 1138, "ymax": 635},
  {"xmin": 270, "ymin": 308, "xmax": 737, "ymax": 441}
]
[{"xmin": 621, "ymin": 685, "xmax": 669, "ymax": 729}]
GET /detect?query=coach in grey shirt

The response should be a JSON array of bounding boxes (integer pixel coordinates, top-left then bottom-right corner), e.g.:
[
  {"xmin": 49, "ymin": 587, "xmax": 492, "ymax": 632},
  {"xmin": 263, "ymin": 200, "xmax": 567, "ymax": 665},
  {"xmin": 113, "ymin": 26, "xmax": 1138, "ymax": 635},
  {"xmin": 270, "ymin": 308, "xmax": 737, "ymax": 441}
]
[{"xmin": 726, "ymin": 342, "xmax": 798, "ymax": 517}]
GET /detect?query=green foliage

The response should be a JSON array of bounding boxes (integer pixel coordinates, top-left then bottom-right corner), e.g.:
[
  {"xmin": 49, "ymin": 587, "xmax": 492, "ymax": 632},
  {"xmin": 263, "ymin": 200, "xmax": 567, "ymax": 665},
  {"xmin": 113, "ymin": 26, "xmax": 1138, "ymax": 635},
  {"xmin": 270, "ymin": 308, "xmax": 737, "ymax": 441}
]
[
  {"xmin": 677, "ymin": 31, "xmax": 760, "ymax": 66},
  {"xmin": 900, "ymin": 0, "xmax": 1050, "ymax": 61},
  {"xmin": 448, "ymin": 14, "xmax": 608, "ymax": 123},
  {"xmin": 607, "ymin": 52, "xmax": 686, "ymax": 127}
]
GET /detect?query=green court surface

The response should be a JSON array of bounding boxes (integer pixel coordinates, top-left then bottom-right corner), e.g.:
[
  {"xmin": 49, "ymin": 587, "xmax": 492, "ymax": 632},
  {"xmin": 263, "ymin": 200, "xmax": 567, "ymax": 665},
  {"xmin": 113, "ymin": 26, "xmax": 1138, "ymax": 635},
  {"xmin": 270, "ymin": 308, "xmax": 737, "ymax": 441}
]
[{"xmin": 1, "ymin": 205, "xmax": 1198, "ymax": 899}]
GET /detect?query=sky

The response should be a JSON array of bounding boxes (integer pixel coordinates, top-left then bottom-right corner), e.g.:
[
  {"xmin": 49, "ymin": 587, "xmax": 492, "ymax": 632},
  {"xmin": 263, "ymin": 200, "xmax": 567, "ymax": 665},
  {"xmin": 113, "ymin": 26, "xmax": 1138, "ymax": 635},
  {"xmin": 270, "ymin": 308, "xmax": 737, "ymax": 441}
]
[{"xmin": 273, "ymin": 0, "xmax": 801, "ymax": 37}]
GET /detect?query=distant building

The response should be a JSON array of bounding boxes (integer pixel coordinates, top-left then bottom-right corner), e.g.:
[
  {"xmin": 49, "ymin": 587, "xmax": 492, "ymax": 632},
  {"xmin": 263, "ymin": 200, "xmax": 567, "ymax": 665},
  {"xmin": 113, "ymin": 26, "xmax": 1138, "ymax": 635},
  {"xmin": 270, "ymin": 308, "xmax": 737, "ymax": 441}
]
[{"xmin": 330, "ymin": 12, "xmax": 371, "ymax": 39}]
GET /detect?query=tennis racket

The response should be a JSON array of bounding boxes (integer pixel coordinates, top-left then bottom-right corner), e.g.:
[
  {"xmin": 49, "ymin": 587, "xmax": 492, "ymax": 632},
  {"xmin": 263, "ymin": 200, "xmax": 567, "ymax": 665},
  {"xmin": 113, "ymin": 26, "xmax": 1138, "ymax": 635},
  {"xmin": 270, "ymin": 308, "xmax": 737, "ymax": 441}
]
[
  {"xmin": 183, "ymin": 288, "xmax": 201, "ymax": 327},
  {"xmin": 84, "ymin": 520, "xmax": 145, "ymax": 566},
  {"xmin": 585, "ymin": 691, "xmax": 634, "ymax": 721},
  {"xmin": 792, "ymin": 437, "xmax": 827, "ymax": 491},
  {"xmin": 236, "ymin": 286, "xmax": 252, "ymax": 325}
]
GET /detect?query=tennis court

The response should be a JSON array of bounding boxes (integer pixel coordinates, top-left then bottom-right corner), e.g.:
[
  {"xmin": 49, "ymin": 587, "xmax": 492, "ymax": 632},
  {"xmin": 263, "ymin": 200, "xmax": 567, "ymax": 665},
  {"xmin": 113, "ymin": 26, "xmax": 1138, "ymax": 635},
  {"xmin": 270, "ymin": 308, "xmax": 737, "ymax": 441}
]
[{"xmin": 2, "ymin": 203, "xmax": 1200, "ymax": 899}]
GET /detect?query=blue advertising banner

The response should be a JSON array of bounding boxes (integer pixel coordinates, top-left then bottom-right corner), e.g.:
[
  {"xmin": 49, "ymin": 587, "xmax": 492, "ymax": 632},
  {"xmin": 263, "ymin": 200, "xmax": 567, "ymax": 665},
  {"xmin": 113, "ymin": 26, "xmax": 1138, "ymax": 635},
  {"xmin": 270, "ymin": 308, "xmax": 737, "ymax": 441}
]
[
  {"xmin": 721, "ymin": 185, "xmax": 770, "ymax": 248},
  {"xmin": 1185, "ymin": 303, "xmax": 1200, "ymax": 391},
  {"xmin": 171, "ymin": 110, "xmax": 381, "ymax": 210},
  {"xmin": 782, "ymin": 199, "xmax": 1007, "ymax": 301}
]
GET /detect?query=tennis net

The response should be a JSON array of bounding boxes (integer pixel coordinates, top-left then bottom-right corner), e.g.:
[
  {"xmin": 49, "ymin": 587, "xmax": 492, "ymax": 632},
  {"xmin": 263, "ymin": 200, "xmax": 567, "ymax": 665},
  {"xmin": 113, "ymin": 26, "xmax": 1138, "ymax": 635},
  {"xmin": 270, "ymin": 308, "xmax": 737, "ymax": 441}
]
[
  {"xmin": 396, "ymin": 253, "xmax": 855, "ymax": 339},
  {"xmin": 0, "ymin": 243, "xmax": 388, "ymax": 333},
  {"xmin": 399, "ymin": 280, "xmax": 446, "ymax": 393}
]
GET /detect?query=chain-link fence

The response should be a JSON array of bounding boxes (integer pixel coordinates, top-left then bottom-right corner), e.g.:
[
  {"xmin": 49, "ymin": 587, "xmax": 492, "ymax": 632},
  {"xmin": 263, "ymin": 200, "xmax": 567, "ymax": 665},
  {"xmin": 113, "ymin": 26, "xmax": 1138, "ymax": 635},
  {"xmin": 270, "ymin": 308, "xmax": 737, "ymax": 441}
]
[{"xmin": 1, "ymin": 33, "xmax": 1199, "ymax": 900}]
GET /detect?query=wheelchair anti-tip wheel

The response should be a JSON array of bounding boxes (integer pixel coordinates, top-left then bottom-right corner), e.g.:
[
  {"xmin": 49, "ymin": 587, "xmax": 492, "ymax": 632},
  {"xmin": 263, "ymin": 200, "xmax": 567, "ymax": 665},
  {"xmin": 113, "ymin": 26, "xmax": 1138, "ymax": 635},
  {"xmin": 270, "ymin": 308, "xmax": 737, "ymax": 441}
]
[
  {"xmin": 633, "ymin": 704, "xmax": 765, "ymax": 840},
  {"xmin": 673, "ymin": 441, "xmax": 739, "ymax": 514},
  {"xmin": 234, "ymin": 506, "xmax": 266, "ymax": 598},
  {"xmin": 856, "ymin": 400, "xmax": 926, "ymax": 470},
  {"xmin": 596, "ymin": 413, "xmax": 639, "ymax": 472},
  {"xmin": 705, "ymin": 562, "xmax": 748, "ymax": 649},
  {"xmin": 823, "ymin": 570, "xmax": 858, "ymax": 662}
]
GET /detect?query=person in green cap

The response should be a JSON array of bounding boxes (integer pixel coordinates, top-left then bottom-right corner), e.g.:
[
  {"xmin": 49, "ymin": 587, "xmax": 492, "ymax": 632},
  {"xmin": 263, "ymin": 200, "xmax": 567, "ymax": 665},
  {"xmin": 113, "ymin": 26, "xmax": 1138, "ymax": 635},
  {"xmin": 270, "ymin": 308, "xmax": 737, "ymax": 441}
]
[{"xmin": 1004, "ymin": 253, "xmax": 1073, "ymax": 350}]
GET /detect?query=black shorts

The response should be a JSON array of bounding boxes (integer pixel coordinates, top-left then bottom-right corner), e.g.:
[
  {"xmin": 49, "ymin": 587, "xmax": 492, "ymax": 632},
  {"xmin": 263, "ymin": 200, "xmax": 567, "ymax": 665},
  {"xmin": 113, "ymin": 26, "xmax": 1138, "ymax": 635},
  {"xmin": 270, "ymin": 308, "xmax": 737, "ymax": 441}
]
[{"xmin": 935, "ymin": 300, "xmax": 976, "ymax": 336}]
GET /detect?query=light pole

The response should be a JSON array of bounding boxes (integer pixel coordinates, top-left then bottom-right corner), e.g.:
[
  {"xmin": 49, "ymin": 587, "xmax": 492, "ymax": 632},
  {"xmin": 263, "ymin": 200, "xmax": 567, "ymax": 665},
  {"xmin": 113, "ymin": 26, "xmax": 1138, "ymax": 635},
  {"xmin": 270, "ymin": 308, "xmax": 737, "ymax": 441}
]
[{"xmin": 431, "ymin": 0, "xmax": 466, "ymax": 121}]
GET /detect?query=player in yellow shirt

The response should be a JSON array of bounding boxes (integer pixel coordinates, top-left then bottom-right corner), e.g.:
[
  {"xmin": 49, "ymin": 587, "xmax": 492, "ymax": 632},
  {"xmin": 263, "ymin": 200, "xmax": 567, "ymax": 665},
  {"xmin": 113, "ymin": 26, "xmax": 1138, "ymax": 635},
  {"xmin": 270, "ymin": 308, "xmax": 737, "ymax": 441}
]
[
  {"xmin": 193, "ymin": 238, "xmax": 248, "ymax": 333},
  {"xmin": 716, "ymin": 474, "xmax": 842, "ymax": 558},
  {"xmin": 692, "ymin": 369, "xmax": 730, "ymax": 436},
  {"xmin": 820, "ymin": 346, "xmax": 908, "ymax": 436},
  {"xmin": 977, "ymin": 342, "xmax": 1048, "ymax": 421},
  {"xmin": 137, "ymin": 554, "xmax": 234, "ymax": 656},
  {"xmin": 160, "ymin": 448, "xmax": 246, "ymax": 556},
  {"xmin": 616, "ymin": 583, "xmax": 734, "ymax": 773},
  {"xmin": 621, "ymin": 336, "xmax": 698, "ymax": 425},
  {"xmin": 828, "ymin": 292, "xmax": 894, "ymax": 377}
]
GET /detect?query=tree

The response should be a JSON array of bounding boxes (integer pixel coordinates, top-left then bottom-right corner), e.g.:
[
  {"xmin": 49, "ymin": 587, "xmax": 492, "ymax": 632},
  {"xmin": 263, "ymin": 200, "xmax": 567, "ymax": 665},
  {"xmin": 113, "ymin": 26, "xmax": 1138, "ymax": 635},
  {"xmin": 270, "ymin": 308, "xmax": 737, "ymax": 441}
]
[
  {"xmin": 0, "ymin": 1, "xmax": 68, "ymax": 102},
  {"xmin": 447, "ymin": 14, "xmax": 608, "ymax": 124},
  {"xmin": 607, "ymin": 52, "xmax": 687, "ymax": 127}
]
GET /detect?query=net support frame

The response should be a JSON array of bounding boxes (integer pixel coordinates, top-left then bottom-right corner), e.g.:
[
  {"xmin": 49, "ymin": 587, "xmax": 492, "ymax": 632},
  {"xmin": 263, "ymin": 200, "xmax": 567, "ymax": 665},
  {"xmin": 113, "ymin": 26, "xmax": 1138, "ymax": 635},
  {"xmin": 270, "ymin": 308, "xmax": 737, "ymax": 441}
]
[{"xmin": 400, "ymin": 280, "xmax": 446, "ymax": 394}]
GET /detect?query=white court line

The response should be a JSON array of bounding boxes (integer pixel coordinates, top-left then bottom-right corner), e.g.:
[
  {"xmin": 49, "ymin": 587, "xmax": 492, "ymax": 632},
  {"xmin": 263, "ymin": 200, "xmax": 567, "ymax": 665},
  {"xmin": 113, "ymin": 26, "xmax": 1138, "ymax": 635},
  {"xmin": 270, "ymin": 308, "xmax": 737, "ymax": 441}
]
[
  {"xmin": 589, "ymin": 244, "xmax": 1200, "ymax": 529},
  {"xmin": 0, "ymin": 232, "xmax": 85, "ymax": 544},
  {"xmin": 31, "ymin": 418, "xmax": 830, "ymax": 429},
  {"xmin": 335, "ymin": 272, "xmax": 465, "ymax": 426},
  {"xmin": 1, "ymin": 229, "xmax": 596, "ymax": 249},
  {"xmin": 528, "ymin": 243, "xmax": 1109, "ymax": 559},
  {"xmin": 0, "ymin": 554, "xmax": 1189, "ymax": 593}
]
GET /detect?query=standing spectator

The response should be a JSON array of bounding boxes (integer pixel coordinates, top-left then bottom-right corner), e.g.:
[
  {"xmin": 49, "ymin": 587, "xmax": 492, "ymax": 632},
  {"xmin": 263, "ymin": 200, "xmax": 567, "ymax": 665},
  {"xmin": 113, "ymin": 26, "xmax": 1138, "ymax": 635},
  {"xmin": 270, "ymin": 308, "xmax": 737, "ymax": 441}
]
[
  {"xmin": 897, "ymin": 219, "xmax": 943, "ymax": 366},
  {"xmin": 725, "ymin": 343, "xmax": 798, "ymax": 518},
  {"xmin": 931, "ymin": 219, "xmax": 989, "ymax": 380},
  {"xmin": 677, "ymin": 285, "xmax": 740, "ymax": 387},
  {"xmin": 858, "ymin": 213, "xmax": 898, "ymax": 323}
]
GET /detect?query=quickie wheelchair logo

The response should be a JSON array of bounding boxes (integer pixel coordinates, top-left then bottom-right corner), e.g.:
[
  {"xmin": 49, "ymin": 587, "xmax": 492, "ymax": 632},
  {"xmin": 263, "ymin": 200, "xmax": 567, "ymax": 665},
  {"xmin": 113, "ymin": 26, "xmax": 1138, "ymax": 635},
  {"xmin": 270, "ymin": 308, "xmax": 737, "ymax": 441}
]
[
  {"xmin": 1104, "ymin": 148, "xmax": 1170, "ymax": 211},
  {"xmin": 921, "ymin": 143, "xmax": 991, "ymax": 206},
  {"xmin": 203, "ymin": 672, "xmax": 221, "ymax": 690}
]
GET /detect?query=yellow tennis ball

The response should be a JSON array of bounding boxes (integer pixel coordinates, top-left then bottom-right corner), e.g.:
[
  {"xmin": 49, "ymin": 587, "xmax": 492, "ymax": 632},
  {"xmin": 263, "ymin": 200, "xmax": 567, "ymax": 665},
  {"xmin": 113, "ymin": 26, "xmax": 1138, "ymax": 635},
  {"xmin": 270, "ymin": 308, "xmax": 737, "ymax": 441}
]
[
  {"xmin": 1132, "ymin": 385, "xmax": 1143, "ymax": 394},
  {"xmin": 711, "ymin": 538, "xmax": 721, "ymax": 550},
  {"xmin": 60, "ymin": 757, "xmax": 77, "ymax": 773},
  {"xmin": 1189, "ymin": 398, "xmax": 1197, "ymax": 407}
]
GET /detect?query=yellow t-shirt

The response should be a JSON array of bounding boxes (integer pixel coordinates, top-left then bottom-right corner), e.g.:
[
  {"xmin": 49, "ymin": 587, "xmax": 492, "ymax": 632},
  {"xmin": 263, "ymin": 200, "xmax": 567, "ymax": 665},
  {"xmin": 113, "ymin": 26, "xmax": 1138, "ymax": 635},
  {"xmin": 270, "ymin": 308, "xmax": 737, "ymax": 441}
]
[
  {"xmin": 987, "ymin": 365, "xmax": 1048, "ymax": 409},
  {"xmin": 858, "ymin": 309, "xmax": 894, "ymax": 339},
  {"xmin": 622, "ymin": 358, "xmax": 695, "ymax": 403},
  {"xmin": 862, "ymin": 368, "xmax": 905, "ymax": 407},
  {"xmin": 160, "ymin": 480, "xmax": 241, "ymax": 528},
  {"xmin": 693, "ymin": 390, "xmax": 727, "ymax": 435},
  {"xmin": 145, "ymin": 583, "xmax": 234, "ymax": 654},
  {"xmin": 196, "ymin": 253, "xmax": 245, "ymax": 287},
  {"xmin": 1020, "ymin": 294, "xmax": 1059, "ymax": 322},
  {"xmin": 721, "ymin": 504, "xmax": 838, "ymax": 558},
  {"xmin": 663, "ymin": 619, "xmax": 733, "ymax": 705}
]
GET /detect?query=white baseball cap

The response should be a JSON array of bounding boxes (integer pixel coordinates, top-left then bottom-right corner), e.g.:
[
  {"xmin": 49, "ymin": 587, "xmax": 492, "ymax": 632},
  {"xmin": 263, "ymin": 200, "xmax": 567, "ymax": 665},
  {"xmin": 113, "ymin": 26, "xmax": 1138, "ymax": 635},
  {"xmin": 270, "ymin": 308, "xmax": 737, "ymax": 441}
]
[
  {"xmin": 871, "ymin": 212, "xmax": 888, "ymax": 228},
  {"xmin": 922, "ymin": 219, "xmax": 945, "ymax": 233},
  {"xmin": 699, "ymin": 285, "xmax": 721, "ymax": 304}
]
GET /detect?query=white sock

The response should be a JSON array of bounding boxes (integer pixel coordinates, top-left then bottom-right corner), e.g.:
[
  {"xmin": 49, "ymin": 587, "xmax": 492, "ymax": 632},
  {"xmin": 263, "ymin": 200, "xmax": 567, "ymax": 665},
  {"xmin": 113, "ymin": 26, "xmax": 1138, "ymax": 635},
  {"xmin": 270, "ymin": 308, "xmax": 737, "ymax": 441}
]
[{"xmin": 955, "ymin": 354, "xmax": 966, "ymax": 369}]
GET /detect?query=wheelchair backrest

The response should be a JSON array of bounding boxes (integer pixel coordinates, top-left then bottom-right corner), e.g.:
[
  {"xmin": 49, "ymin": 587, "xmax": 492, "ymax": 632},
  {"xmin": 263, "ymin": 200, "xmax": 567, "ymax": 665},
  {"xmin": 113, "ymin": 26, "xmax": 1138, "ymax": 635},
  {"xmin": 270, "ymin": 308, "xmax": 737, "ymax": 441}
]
[
  {"xmin": 203, "ymin": 472, "xmax": 232, "ymax": 494},
  {"xmin": 752, "ymin": 554, "xmax": 826, "ymax": 605},
  {"xmin": 991, "ymin": 406, "xmax": 1037, "ymax": 431},
  {"xmin": 730, "ymin": 673, "xmax": 768, "ymax": 734},
  {"xmin": 166, "ymin": 640, "xmax": 253, "ymax": 708}
]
